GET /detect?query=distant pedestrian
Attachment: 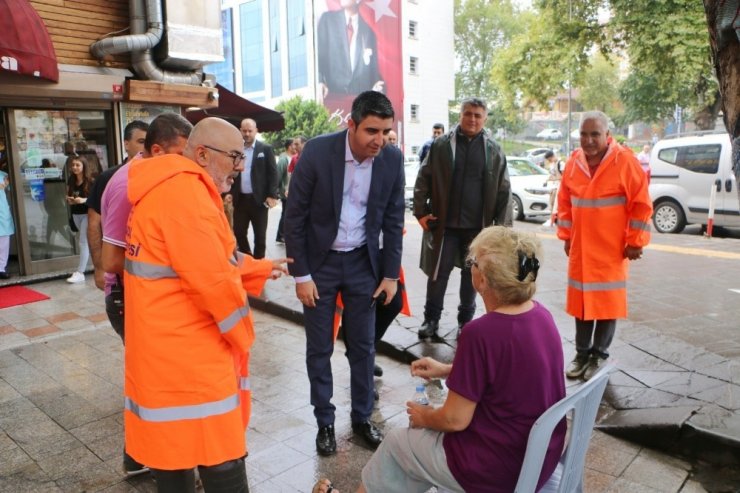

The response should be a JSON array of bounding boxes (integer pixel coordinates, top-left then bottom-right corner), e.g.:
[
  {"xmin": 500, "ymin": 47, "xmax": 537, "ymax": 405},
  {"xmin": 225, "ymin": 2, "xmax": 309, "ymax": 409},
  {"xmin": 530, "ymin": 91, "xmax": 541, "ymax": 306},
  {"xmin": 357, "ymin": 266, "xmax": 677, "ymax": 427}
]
[
  {"xmin": 413, "ymin": 98, "xmax": 511, "ymax": 340},
  {"xmin": 418, "ymin": 123, "xmax": 444, "ymax": 163},
  {"xmin": 230, "ymin": 118, "xmax": 279, "ymax": 259},
  {"xmin": 65, "ymin": 155, "xmax": 92, "ymax": 284},
  {"xmin": 275, "ymin": 138, "xmax": 295, "ymax": 243},
  {"xmin": 637, "ymin": 144, "xmax": 651, "ymax": 183},
  {"xmin": 0, "ymin": 168, "xmax": 13, "ymax": 279},
  {"xmin": 558, "ymin": 111, "xmax": 652, "ymax": 381}
]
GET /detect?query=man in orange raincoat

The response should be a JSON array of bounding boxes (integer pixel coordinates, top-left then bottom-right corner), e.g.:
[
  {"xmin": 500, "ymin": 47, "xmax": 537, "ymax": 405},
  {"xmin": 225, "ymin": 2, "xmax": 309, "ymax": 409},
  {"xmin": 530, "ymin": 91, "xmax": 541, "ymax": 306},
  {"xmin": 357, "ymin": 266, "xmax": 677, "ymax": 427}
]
[
  {"xmin": 558, "ymin": 111, "xmax": 652, "ymax": 381},
  {"xmin": 124, "ymin": 117, "xmax": 289, "ymax": 491}
]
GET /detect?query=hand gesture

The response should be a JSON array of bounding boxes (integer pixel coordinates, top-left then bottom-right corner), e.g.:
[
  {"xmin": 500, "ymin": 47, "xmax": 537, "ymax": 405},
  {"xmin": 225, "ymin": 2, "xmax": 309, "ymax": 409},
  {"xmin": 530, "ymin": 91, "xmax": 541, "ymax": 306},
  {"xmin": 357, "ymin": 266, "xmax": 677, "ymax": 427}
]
[{"xmin": 411, "ymin": 357, "xmax": 450, "ymax": 380}]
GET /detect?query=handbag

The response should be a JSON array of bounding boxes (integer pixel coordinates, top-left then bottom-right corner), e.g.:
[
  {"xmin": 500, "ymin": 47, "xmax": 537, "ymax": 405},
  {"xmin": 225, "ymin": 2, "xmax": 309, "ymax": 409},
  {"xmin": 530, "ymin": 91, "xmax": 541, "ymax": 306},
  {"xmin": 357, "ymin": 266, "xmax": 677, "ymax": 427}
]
[{"xmin": 68, "ymin": 215, "xmax": 79, "ymax": 233}]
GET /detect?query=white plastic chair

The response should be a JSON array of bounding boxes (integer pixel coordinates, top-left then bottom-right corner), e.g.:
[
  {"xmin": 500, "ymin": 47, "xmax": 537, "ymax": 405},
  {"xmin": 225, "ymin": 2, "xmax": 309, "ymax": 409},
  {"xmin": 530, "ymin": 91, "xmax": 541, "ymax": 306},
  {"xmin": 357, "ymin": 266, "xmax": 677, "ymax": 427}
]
[{"xmin": 514, "ymin": 363, "xmax": 614, "ymax": 493}]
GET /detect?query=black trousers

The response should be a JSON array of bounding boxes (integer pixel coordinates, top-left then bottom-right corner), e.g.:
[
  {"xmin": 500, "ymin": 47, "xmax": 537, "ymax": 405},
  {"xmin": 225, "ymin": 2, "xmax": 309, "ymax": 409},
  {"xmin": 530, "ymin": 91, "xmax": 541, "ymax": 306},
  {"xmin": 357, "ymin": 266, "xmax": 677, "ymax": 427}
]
[
  {"xmin": 233, "ymin": 193, "xmax": 268, "ymax": 259},
  {"xmin": 150, "ymin": 458, "xmax": 248, "ymax": 493},
  {"xmin": 276, "ymin": 198, "xmax": 287, "ymax": 241}
]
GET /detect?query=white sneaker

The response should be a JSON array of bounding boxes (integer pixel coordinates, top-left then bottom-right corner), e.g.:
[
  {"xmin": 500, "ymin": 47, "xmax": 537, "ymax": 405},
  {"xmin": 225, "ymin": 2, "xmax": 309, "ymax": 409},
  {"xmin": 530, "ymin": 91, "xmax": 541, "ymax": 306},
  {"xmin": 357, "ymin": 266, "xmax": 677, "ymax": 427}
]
[{"xmin": 66, "ymin": 272, "xmax": 85, "ymax": 284}]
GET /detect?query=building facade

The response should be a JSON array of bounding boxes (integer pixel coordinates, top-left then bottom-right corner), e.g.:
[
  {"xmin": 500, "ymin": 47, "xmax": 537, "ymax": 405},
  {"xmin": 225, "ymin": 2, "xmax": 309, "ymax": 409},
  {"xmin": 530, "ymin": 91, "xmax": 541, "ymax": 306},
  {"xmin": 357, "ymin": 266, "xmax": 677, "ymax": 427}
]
[
  {"xmin": 1, "ymin": 0, "xmax": 221, "ymax": 279},
  {"xmin": 207, "ymin": 0, "xmax": 454, "ymax": 155}
]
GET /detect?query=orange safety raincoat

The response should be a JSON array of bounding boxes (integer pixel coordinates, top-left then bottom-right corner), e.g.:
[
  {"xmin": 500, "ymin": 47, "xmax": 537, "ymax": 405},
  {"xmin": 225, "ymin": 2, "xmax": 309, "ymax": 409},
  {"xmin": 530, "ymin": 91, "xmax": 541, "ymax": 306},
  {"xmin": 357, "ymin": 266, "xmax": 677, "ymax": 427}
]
[
  {"xmin": 123, "ymin": 154, "xmax": 272, "ymax": 470},
  {"xmin": 557, "ymin": 139, "xmax": 652, "ymax": 320}
]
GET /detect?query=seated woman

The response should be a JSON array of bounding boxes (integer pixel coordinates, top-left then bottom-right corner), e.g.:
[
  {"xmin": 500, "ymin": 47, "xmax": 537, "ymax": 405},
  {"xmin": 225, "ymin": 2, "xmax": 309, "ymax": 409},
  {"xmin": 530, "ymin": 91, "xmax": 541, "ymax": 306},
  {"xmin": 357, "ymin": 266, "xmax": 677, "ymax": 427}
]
[{"xmin": 314, "ymin": 226, "xmax": 566, "ymax": 493}]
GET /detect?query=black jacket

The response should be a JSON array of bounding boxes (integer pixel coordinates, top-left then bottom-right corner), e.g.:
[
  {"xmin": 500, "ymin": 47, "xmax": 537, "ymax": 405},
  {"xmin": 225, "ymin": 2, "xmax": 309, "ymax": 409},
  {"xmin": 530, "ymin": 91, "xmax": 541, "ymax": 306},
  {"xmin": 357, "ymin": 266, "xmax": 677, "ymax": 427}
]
[{"xmin": 230, "ymin": 140, "xmax": 278, "ymax": 205}]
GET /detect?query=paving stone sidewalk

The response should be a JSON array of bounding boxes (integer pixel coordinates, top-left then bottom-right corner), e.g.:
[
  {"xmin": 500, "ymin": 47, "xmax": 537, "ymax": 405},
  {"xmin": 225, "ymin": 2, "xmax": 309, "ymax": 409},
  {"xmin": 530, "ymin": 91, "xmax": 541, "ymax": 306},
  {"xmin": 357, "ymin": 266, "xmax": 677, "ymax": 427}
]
[{"xmin": 0, "ymin": 301, "xmax": 713, "ymax": 492}]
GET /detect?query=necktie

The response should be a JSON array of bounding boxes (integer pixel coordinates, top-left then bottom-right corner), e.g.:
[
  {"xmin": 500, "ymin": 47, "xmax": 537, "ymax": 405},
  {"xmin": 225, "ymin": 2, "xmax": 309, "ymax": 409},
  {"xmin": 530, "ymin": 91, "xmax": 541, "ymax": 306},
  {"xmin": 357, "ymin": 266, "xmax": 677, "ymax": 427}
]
[{"xmin": 346, "ymin": 19, "xmax": 354, "ymax": 46}]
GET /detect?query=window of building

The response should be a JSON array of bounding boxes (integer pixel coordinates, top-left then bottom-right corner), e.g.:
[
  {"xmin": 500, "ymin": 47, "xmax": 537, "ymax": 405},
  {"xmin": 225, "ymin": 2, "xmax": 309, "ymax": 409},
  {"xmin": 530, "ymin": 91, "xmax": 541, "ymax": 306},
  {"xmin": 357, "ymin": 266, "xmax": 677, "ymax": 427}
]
[
  {"xmin": 409, "ymin": 20, "xmax": 417, "ymax": 38},
  {"xmin": 411, "ymin": 145, "xmax": 419, "ymax": 155},
  {"xmin": 410, "ymin": 104, "xmax": 419, "ymax": 122},
  {"xmin": 287, "ymin": 1, "xmax": 308, "ymax": 90},
  {"xmin": 205, "ymin": 9, "xmax": 235, "ymax": 91},
  {"xmin": 409, "ymin": 56, "xmax": 418, "ymax": 75},
  {"xmin": 268, "ymin": 0, "xmax": 282, "ymax": 98},
  {"xmin": 240, "ymin": 1, "xmax": 264, "ymax": 94}
]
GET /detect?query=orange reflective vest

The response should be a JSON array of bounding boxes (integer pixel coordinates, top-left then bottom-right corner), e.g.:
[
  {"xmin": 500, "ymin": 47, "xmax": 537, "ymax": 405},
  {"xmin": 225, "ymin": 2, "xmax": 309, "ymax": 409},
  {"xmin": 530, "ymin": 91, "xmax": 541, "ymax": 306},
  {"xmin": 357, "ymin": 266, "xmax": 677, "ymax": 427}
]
[
  {"xmin": 123, "ymin": 155, "xmax": 272, "ymax": 470},
  {"xmin": 557, "ymin": 141, "xmax": 652, "ymax": 320}
]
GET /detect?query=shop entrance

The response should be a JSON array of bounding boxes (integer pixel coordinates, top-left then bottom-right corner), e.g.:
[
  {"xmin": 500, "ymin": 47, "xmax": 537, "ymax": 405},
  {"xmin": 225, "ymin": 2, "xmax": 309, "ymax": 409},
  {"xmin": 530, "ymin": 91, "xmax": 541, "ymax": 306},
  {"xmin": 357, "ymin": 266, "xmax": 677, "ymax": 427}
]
[
  {"xmin": 0, "ymin": 110, "xmax": 20, "ymax": 279},
  {"xmin": 5, "ymin": 108, "xmax": 113, "ymax": 276}
]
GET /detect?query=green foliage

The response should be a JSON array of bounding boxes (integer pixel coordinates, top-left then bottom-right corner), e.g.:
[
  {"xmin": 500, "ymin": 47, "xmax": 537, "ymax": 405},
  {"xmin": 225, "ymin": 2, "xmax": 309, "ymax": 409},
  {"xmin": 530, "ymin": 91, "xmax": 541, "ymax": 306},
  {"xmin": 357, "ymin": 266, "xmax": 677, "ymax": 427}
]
[
  {"xmin": 493, "ymin": 0, "xmax": 719, "ymax": 129},
  {"xmin": 454, "ymin": 0, "xmax": 524, "ymax": 102},
  {"xmin": 579, "ymin": 54, "xmax": 621, "ymax": 119},
  {"xmin": 264, "ymin": 96, "xmax": 339, "ymax": 146}
]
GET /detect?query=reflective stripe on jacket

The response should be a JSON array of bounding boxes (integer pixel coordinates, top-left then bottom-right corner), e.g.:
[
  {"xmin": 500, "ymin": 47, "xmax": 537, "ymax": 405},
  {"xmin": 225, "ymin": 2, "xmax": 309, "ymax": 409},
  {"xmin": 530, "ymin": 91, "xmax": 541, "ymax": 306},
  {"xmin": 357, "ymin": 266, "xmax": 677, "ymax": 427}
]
[
  {"xmin": 556, "ymin": 141, "xmax": 652, "ymax": 320},
  {"xmin": 123, "ymin": 155, "xmax": 272, "ymax": 469}
]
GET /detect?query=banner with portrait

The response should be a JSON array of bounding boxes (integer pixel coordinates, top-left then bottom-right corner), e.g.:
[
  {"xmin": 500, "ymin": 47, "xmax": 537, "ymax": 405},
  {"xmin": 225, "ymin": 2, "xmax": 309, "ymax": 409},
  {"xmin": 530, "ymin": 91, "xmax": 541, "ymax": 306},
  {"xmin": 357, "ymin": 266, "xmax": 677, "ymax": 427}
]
[{"xmin": 315, "ymin": 0, "xmax": 403, "ymax": 130}]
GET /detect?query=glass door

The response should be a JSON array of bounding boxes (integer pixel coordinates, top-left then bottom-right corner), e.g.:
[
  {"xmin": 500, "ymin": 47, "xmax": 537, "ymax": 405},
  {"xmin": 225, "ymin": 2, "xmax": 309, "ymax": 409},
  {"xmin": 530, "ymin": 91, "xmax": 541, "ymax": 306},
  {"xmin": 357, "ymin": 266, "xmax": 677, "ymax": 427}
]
[
  {"xmin": 8, "ymin": 109, "xmax": 112, "ymax": 274},
  {"xmin": 0, "ymin": 109, "xmax": 20, "ymax": 279}
]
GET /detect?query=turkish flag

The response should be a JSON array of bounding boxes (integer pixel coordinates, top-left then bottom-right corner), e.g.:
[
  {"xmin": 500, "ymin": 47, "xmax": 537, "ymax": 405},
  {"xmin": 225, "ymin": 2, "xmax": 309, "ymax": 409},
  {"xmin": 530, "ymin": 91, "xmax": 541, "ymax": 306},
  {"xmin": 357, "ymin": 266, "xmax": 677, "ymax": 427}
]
[{"xmin": 318, "ymin": 0, "xmax": 404, "ymax": 132}]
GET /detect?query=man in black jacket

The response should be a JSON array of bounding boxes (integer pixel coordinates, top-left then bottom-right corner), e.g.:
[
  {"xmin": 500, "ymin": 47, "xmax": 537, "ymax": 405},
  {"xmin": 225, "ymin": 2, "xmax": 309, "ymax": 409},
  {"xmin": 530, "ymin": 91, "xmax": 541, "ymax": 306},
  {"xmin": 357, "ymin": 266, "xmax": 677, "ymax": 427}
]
[{"xmin": 230, "ymin": 118, "xmax": 278, "ymax": 259}]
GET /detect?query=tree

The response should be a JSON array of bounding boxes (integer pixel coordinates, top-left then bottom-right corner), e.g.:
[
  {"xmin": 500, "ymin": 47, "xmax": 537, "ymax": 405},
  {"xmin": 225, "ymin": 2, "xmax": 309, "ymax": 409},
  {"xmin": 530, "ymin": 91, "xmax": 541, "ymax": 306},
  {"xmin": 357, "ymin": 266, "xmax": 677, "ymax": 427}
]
[
  {"xmin": 579, "ymin": 54, "xmax": 621, "ymax": 118},
  {"xmin": 454, "ymin": 0, "xmax": 526, "ymax": 133},
  {"xmin": 264, "ymin": 96, "xmax": 339, "ymax": 147},
  {"xmin": 497, "ymin": 0, "xmax": 720, "ymax": 129},
  {"xmin": 703, "ymin": 1, "xmax": 739, "ymax": 139}
]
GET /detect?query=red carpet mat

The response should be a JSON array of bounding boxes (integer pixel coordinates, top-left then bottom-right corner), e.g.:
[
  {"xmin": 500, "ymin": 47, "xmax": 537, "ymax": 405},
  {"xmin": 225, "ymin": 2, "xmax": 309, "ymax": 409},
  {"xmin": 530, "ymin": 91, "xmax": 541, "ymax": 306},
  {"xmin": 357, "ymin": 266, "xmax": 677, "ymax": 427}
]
[{"xmin": 0, "ymin": 286, "xmax": 50, "ymax": 309}]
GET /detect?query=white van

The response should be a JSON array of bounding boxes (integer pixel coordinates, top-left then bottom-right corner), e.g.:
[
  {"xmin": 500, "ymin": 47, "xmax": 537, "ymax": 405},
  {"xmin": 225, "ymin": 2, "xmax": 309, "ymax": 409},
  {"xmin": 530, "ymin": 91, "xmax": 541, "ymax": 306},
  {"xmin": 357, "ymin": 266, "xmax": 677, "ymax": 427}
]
[{"xmin": 649, "ymin": 132, "xmax": 739, "ymax": 233}]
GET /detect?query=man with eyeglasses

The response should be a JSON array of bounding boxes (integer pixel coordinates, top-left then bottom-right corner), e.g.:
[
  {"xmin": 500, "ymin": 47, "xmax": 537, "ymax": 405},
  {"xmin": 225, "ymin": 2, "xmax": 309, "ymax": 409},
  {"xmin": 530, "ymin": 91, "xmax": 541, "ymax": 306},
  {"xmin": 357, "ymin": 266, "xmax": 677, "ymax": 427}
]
[
  {"xmin": 123, "ymin": 117, "xmax": 290, "ymax": 490},
  {"xmin": 99, "ymin": 112, "xmax": 192, "ymax": 477},
  {"xmin": 229, "ymin": 118, "xmax": 279, "ymax": 259}
]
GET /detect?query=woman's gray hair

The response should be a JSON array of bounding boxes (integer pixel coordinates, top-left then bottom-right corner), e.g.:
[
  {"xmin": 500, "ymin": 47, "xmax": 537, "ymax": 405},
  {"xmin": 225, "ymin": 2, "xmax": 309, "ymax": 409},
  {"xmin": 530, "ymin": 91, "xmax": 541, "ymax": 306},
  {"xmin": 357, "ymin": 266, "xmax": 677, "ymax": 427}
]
[{"xmin": 467, "ymin": 226, "xmax": 542, "ymax": 305}]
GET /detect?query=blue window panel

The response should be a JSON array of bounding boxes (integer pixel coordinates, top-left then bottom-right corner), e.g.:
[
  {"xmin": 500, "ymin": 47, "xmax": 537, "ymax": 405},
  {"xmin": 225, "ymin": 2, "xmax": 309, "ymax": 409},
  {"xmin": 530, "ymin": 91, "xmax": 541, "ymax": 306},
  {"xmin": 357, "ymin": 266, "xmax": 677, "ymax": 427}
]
[
  {"xmin": 287, "ymin": 0, "xmax": 307, "ymax": 90},
  {"xmin": 240, "ymin": 1, "xmax": 265, "ymax": 93},
  {"xmin": 204, "ymin": 8, "xmax": 234, "ymax": 91},
  {"xmin": 269, "ymin": 0, "xmax": 282, "ymax": 97}
]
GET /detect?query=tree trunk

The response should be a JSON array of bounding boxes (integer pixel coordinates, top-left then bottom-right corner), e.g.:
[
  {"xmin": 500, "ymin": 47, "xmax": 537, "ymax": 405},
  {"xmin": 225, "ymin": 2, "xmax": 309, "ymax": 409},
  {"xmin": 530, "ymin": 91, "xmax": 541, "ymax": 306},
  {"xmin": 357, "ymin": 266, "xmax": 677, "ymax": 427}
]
[{"xmin": 703, "ymin": 0, "xmax": 740, "ymax": 203}]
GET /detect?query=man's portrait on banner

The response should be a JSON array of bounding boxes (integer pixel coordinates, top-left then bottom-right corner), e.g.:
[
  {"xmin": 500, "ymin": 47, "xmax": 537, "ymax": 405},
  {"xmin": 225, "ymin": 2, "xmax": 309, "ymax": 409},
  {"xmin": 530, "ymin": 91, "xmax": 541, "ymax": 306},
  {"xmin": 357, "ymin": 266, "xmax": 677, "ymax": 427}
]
[{"xmin": 317, "ymin": 0, "xmax": 385, "ymax": 99}]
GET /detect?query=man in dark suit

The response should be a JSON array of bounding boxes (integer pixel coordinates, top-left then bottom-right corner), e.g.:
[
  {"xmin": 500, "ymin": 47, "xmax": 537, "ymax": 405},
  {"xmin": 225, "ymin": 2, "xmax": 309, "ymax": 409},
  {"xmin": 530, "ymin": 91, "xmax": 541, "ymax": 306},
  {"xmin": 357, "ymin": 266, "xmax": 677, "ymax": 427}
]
[
  {"xmin": 230, "ymin": 118, "xmax": 278, "ymax": 259},
  {"xmin": 317, "ymin": 0, "xmax": 384, "ymax": 98},
  {"xmin": 285, "ymin": 91, "xmax": 404, "ymax": 456}
]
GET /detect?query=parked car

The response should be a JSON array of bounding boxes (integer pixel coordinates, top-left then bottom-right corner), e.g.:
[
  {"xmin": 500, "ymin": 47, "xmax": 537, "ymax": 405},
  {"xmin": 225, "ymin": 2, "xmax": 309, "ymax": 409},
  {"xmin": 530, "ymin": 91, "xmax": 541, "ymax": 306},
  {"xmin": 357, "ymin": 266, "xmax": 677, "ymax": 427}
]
[
  {"xmin": 524, "ymin": 147, "xmax": 552, "ymax": 166},
  {"xmin": 404, "ymin": 156, "xmax": 419, "ymax": 207},
  {"xmin": 536, "ymin": 128, "xmax": 563, "ymax": 140},
  {"xmin": 649, "ymin": 132, "xmax": 739, "ymax": 233},
  {"xmin": 507, "ymin": 156, "xmax": 552, "ymax": 220}
]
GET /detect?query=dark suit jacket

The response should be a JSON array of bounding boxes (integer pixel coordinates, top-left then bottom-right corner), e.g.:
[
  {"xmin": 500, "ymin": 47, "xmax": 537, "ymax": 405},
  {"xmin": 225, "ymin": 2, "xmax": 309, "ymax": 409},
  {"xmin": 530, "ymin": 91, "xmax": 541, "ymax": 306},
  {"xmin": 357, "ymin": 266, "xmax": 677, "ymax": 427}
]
[
  {"xmin": 284, "ymin": 130, "xmax": 405, "ymax": 281},
  {"xmin": 230, "ymin": 140, "xmax": 278, "ymax": 205},
  {"xmin": 317, "ymin": 10, "xmax": 381, "ymax": 95}
]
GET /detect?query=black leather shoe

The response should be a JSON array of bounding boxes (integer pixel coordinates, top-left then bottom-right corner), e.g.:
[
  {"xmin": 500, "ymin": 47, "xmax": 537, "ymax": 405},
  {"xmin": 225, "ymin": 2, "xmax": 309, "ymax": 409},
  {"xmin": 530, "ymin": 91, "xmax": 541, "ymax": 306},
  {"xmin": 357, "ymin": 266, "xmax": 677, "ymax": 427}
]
[
  {"xmin": 418, "ymin": 320, "xmax": 439, "ymax": 339},
  {"xmin": 373, "ymin": 364, "xmax": 383, "ymax": 377},
  {"xmin": 315, "ymin": 424, "xmax": 336, "ymax": 456},
  {"xmin": 352, "ymin": 421, "xmax": 383, "ymax": 449},
  {"xmin": 0, "ymin": 272, "xmax": 9, "ymax": 280}
]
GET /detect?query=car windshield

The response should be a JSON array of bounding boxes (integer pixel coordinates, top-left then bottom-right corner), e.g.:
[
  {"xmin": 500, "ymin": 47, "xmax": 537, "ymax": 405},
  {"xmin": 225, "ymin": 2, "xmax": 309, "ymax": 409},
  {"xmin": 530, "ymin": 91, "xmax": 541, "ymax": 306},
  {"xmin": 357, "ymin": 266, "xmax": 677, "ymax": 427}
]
[{"xmin": 508, "ymin": 159, "xmax": 547, "ymax": 176}]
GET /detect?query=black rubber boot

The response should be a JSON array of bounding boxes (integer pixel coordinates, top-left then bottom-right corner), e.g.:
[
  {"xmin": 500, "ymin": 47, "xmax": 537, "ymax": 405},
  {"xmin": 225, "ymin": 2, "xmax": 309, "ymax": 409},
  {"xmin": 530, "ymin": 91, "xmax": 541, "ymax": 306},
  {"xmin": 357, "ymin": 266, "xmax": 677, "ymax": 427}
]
[
  {"xmin": 198, "ymin": 458, "xmax": 249, "ymax": 493},
  {"xmin": 151, "ymin": 468, "xmax": 196, "ymax": 493},
  {"xmin": 418, "ymin": 319, "xmax": 439, "ymax": 339}
]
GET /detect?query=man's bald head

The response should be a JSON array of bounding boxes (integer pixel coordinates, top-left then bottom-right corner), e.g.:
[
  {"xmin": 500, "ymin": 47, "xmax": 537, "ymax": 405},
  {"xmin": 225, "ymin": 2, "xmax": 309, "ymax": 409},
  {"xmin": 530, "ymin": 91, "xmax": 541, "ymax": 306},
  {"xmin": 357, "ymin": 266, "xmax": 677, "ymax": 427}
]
[
  {"xmin": 185, "ymin": 118, "xmax": 245, "ymax": 193},
  {"xmin": 240, "ymin": 118, "xmax": 258, "ymax": 147}
]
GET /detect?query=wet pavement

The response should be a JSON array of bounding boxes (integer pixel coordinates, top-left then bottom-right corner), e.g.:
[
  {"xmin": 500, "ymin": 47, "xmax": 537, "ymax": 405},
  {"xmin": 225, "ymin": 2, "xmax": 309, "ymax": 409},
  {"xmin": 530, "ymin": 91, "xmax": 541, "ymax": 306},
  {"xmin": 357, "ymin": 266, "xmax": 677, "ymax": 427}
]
[{"xmin": 1, "ymin": 206, "xmax": 739, "ymax": 491}]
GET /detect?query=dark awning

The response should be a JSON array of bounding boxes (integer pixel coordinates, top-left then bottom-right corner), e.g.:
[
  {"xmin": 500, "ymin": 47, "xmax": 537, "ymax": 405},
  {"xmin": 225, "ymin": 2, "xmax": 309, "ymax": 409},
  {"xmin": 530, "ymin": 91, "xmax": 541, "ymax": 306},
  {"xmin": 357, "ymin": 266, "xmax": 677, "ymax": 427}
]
[
  {"xmin": 185, "ymin": 84, "xmax": 285, "ymax": 132},
  {"xmin": 0, "ymin": 0, "xmax": 59, "ymax": 82}
]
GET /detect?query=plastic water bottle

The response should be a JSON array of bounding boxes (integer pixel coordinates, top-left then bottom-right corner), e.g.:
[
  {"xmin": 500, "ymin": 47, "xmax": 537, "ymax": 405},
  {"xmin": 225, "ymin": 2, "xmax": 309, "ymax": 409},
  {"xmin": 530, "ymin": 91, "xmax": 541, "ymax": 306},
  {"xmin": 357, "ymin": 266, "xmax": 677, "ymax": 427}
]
[{"xmin": 412, "ymin": 384, "xmax": 429, "ymax": 405}]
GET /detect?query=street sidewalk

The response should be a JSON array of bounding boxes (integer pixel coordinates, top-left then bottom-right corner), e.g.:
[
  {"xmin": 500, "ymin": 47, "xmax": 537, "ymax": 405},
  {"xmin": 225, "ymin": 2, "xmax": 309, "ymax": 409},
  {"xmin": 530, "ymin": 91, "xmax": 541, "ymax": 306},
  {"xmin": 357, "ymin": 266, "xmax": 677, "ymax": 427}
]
[
  {"xmin": 0, "ymin": 295, "xmax": 710, "ymax": 492},
  {"xmin": 1, "ymin": 207, "xmax": 740, "ymax": 490}
]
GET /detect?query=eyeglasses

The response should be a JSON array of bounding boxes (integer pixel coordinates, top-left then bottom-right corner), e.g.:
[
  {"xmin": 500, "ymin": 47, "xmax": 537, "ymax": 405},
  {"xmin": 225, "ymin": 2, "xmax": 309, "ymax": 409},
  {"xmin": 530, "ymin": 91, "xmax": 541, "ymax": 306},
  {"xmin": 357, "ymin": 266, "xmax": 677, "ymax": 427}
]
[
  {"xmin": 465, "ymin": 257, "xmax": 478, "ymax": 269},
  {"xmin": 203, "ymin": 145, "xmax": 246, "ymax": 169}
]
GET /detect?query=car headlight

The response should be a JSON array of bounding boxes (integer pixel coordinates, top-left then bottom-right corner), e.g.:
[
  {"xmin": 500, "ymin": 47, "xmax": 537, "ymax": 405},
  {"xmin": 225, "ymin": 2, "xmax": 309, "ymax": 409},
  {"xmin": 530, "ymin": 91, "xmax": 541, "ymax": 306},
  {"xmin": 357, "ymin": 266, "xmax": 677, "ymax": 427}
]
[{"xmin": 524, "ymin": 188, "xmax": 550, "ymax": 195}]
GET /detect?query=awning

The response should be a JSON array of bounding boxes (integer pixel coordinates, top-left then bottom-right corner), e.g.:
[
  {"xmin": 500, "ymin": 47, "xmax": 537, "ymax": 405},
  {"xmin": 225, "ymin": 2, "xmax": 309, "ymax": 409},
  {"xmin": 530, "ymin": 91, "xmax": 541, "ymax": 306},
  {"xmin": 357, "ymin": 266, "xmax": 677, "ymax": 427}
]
[
  {"xmin": 185, "ymin": 84, "xmax": 285, "ymax": 132},
  {"xmin": 0, "ymin": 0, "xmax": 59, "ymax": 82}
]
